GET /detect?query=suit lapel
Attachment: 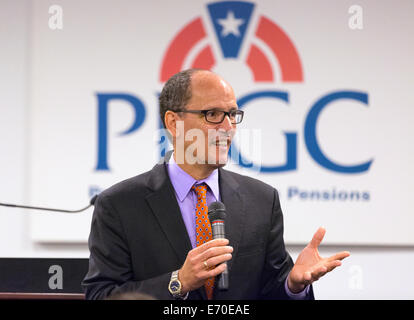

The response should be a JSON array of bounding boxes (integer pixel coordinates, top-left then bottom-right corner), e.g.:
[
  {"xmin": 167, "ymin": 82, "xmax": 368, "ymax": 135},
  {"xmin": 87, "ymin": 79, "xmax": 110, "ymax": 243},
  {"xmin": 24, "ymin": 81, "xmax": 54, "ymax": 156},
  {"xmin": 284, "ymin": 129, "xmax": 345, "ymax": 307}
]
[{"xmin": 145, "ymin": 163, "xmax": 192, "ymax": 266}]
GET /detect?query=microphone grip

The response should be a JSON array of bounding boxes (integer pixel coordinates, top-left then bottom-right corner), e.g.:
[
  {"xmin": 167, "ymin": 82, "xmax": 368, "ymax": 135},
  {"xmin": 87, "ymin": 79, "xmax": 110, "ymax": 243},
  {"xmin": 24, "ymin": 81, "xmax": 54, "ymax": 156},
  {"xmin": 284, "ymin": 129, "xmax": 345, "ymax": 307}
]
[
  {"xmin": 211, "ymin": 220, "xmax": 229, "ymax": 290},
  {"xmin": 218, "ymin": 266, "xmax": 229, "ymax": 290}
]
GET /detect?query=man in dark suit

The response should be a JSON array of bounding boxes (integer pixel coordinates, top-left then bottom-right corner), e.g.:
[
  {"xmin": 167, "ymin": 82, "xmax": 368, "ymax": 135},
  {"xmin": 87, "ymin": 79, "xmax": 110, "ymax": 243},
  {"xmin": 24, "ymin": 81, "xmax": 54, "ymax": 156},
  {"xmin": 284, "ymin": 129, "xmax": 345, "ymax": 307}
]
[{"xmin": 82, "ymin": 69, "xmax": 349, "ymax": 300}]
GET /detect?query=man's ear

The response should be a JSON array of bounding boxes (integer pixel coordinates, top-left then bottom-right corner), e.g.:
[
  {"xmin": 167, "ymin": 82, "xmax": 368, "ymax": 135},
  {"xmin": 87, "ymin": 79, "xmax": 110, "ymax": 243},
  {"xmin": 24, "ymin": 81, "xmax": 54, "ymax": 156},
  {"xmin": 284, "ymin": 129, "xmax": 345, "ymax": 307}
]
[{"xmin": 164, "ymin": 110, "xmax": 180, "ymax": 139}]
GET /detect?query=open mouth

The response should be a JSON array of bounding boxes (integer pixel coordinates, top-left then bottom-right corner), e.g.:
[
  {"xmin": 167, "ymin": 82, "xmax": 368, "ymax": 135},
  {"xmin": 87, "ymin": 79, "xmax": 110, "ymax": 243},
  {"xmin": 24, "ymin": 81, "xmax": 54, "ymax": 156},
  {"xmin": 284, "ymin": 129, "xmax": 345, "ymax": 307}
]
[
  {"xmin": 215, "ymin": 140, "xmax": 229, "ymax": 147},
  {"xmin": 213, "ymin": 138, "xmax": 231, "ymax": 148},
  {"xmin": 209, "ymin": 129, "xmax": 234, "ymax": 151}
]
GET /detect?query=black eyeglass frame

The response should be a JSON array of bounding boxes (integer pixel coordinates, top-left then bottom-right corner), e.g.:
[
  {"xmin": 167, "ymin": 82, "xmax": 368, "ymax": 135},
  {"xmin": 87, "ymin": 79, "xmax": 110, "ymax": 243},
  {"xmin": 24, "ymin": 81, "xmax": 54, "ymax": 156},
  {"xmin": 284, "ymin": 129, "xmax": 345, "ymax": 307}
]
[{"xmin": 175, "ymin": 109, "xmax": 244, "ymax": 124}]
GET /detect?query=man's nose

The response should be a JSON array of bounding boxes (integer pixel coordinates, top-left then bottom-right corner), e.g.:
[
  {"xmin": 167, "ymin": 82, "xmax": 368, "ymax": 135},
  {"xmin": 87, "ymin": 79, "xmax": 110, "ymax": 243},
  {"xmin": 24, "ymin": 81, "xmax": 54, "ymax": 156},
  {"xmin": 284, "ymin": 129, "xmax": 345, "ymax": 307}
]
[{"xmin": 220, "ymin": 114, "xmax": 234, "ymax": 131}]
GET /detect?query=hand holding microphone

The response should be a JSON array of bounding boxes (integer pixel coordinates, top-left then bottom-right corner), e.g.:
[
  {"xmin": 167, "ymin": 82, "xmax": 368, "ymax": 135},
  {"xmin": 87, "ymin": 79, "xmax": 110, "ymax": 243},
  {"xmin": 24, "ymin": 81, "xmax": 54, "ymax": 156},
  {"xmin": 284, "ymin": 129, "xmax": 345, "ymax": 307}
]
[
  {"xmin": 178, "ymin": 201, "xmax": 231, "ymax": 295},
  {"xmin": 178, "ymin": 238, "xmax": 232, "ymax": 294}
]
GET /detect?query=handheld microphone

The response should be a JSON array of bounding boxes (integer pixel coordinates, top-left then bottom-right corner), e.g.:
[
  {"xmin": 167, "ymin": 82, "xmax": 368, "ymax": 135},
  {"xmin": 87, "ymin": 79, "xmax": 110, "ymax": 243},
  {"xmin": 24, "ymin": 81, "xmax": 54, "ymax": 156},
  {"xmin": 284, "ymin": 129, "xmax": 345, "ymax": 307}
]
[
  {"xmin": 208, "ymin": 201, "xmax": 229, "ymax": 290},
  {"xmin": 0, "ymin": 194, "xmax": 98, "ymax": 213}
]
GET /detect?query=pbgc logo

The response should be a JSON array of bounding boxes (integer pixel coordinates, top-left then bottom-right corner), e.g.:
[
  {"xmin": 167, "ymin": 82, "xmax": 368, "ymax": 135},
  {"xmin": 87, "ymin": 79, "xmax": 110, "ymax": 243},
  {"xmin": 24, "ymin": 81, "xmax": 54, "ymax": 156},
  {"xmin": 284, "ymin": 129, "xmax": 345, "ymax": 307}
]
[{"xmin": 95, "ymin": 1, "xmax": 373, "ymax": 175}]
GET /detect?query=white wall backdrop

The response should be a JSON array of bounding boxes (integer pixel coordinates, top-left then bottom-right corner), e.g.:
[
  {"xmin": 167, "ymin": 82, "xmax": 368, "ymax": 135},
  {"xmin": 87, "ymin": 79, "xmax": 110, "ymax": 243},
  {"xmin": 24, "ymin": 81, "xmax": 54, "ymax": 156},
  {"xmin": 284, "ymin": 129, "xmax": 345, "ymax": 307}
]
[{"xmin": 0, "ymin": 0, "xmax": 413, "ymax": 299}]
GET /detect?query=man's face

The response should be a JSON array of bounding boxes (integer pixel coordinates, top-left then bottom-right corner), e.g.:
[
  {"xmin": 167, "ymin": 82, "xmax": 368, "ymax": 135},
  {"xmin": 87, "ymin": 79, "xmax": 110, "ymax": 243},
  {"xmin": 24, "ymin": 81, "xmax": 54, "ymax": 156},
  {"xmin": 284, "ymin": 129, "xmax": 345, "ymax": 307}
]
[{"xmin": 176, "ymin": 71, "xmax": 238, "ymax": 169}]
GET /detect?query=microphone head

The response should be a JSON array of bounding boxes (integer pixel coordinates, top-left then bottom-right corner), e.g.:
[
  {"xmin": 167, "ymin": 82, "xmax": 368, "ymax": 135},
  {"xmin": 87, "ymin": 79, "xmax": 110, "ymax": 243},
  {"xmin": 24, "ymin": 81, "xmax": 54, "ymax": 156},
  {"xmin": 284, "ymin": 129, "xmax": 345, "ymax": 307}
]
[{"xmin": 208, "ymin": 201, "xmax": 226, "ymax": 222}]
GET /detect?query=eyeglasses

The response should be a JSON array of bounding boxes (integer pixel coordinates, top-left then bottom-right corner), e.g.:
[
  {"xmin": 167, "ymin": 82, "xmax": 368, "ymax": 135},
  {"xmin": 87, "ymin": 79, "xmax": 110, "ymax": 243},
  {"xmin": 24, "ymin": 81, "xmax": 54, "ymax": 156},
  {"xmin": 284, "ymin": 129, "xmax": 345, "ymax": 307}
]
[{"xmin": 176, "ymin": 108, "xmax": 244, "ymax": 124}]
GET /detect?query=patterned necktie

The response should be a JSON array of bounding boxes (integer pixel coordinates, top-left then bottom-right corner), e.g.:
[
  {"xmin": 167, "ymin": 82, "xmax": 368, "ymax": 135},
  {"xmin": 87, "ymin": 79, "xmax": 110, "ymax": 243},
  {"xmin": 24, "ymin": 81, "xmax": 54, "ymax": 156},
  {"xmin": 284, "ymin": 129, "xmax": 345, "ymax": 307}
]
[{"xmin": 192, "ymin": 183, "xmax": 214, "ymax": 300}]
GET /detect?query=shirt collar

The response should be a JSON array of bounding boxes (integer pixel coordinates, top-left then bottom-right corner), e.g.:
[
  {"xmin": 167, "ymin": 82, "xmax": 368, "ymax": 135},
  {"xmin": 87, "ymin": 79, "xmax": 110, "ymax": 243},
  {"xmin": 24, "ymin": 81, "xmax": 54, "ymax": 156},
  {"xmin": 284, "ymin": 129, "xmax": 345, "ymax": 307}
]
[{"xmin": 167, "ymin": 153, "xmax": 220, "ymax": 202}]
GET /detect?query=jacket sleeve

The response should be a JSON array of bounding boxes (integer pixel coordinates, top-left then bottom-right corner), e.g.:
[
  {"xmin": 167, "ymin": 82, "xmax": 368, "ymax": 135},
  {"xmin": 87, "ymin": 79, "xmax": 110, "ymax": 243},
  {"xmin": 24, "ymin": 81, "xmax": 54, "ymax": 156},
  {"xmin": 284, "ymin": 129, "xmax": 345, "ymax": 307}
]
[
  {"xmin": 81, "ymin": 194, "xmax": 173, "ymax": 300},
  {"xmin": 259, "ymin": 189, "xmax": 314, "ymax": 300}
]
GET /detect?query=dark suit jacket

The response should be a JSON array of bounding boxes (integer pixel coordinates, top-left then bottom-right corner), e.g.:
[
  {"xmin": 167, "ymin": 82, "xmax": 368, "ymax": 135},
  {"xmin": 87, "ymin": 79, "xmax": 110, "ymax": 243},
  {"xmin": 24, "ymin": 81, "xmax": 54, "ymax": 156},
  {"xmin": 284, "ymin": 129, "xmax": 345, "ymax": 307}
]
[{"xmin": 82, "ymin": 154, "xmax": 314, "ymax": 300}]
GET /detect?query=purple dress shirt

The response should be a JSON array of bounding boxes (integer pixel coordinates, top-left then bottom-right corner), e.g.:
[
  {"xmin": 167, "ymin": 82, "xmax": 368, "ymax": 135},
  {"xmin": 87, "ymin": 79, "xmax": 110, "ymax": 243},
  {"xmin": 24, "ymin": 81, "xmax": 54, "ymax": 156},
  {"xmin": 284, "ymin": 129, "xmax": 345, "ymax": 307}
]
[
  {"xmin": 167, "ymin": 155, "xmax": 220, "ymax": 249},
  {"xmin": 166, "ymin": 154, "xmax": 309, "ymax": 299}
]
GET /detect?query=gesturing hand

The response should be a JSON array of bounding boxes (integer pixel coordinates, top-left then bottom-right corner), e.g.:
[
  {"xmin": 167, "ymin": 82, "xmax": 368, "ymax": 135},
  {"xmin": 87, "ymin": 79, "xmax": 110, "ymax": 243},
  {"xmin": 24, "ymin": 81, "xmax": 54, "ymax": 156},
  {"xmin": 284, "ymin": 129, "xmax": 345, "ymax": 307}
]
[{"xmin": 287, "ymin": 227, "xmax": 350, "ymax": 293}]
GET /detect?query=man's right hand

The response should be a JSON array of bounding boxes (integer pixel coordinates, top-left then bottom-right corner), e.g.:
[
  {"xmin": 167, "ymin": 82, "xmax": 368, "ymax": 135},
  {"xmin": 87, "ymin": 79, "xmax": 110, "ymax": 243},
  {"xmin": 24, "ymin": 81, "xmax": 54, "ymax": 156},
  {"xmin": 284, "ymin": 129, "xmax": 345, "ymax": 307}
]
[{"xmin": 178, "ymin": 238, "xmax": 233, "ymax": 294}]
